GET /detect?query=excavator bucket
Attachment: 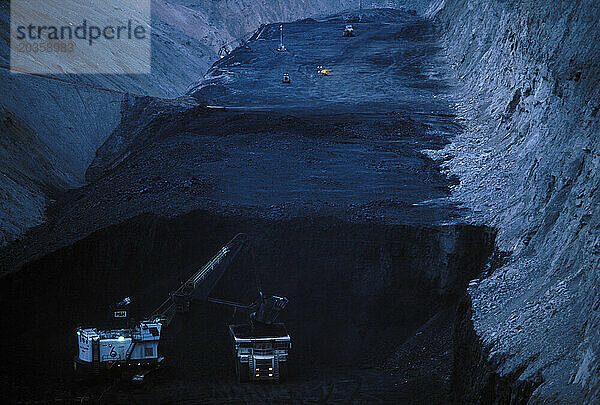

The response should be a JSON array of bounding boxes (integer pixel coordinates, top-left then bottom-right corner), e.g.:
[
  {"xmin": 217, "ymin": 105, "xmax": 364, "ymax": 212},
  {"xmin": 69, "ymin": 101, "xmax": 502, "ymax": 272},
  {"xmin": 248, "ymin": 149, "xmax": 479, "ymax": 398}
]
[{"xmin": 252, "ymin": 296, "xmax": 288, "ymax": 325}]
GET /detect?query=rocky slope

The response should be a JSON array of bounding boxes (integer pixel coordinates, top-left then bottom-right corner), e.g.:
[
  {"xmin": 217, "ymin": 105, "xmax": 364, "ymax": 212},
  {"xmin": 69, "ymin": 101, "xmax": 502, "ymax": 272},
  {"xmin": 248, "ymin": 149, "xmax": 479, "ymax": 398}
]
[{"xmin": 426, "ymin": 0, "xmax": 600, "ymax": 402}]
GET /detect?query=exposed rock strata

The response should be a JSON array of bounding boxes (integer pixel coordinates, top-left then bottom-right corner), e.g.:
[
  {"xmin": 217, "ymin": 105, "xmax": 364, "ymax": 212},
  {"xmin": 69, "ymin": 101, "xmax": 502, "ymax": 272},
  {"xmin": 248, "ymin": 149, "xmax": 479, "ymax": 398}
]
[{"xmin": 428, "ymin": 0, "xmax": 600, "ymax": 402}]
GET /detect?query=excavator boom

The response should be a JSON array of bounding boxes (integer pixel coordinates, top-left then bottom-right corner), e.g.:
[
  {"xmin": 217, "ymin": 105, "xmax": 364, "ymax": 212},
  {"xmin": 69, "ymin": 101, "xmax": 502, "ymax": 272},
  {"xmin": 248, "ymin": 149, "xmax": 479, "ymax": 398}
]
[{"xmin": 150, "ymin": 233, "xmax": 247, "ymax": 325}]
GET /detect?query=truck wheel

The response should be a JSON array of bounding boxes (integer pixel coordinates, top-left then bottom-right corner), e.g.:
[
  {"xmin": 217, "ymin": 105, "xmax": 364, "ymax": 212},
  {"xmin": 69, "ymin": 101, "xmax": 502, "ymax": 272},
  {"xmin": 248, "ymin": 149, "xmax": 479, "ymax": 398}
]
[
  {"xmin": 279, "ymin": 363, "xmax": 288, "ymax": 382},
  {"xmin": 237, "ymin": 360, "xmax": 249, "ymax": 383}
]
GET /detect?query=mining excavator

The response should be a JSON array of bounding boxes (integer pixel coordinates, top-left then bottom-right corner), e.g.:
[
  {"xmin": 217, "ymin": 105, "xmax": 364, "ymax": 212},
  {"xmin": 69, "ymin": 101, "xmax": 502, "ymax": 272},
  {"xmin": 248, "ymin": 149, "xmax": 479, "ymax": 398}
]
[{"xmin": 74, "ymin": 234, "xmax": 291, "ymax": 383}]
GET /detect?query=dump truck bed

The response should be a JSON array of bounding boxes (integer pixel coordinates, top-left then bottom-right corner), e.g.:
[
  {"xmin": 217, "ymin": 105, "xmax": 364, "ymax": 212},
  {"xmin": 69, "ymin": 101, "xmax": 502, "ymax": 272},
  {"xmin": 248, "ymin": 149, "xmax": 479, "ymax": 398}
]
[{"xmin": 229, "ymin": 323, "xmax": 290, "ymax": 341}]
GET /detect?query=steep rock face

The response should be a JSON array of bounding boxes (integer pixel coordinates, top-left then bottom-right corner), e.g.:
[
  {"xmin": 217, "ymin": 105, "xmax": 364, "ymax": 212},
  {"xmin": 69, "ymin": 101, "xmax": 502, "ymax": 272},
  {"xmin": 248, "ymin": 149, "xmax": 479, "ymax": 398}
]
[
  {"xmin": 0, "ymin": 0, "xmax": 362, "ymax": 244},
  {"xmin": 429, "ymin": 0, "xmax": 600, "ymax": 402}
]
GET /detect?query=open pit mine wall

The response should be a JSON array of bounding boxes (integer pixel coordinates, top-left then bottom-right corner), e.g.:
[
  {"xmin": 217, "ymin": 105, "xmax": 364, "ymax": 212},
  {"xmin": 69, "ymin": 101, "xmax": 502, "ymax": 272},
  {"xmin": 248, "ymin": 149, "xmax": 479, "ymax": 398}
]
[{"xmin": 428, "ymin": 0, "xmax": 600, "ymax": 403}]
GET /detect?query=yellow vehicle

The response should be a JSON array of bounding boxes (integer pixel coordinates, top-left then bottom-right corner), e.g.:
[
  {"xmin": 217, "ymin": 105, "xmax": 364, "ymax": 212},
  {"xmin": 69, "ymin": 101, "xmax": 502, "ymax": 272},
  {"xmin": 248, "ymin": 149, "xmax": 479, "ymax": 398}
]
[{"xmin": 317, "ymin": 66, "xmax": 332, "ymax": 76}]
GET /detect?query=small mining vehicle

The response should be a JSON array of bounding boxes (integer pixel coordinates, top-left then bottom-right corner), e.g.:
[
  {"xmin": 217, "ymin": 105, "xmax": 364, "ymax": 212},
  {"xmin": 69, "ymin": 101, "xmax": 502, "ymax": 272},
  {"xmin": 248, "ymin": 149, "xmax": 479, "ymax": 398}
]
[
  {"xmin": 343, "ymin": 25, "xmax": 355, "ymax": 37},
  {"xmin": 74, "ymin": 234, "xmax": 291, "ymax": 383}
]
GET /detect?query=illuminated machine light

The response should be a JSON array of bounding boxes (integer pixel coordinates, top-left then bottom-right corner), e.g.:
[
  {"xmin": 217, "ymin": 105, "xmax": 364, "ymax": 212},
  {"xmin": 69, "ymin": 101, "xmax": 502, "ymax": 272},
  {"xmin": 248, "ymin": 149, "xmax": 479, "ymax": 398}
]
[
  {"xmin": 269, "ymin": 374, "xmax": 273, "ymax": 377},
  {"xmin": 256, "ymin": 374, "xmax": 259, "ymax": 377},
  {"xmin": 118, "ymin": 336, "xmax": 125, "ymax": 341},
  {"xmin": 77, "ymin": 331, "xmax": 81, "ymax": 336},
  {"xmin": 269, "ymin": 368, "xmax": 272, "ymax": 371}
]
